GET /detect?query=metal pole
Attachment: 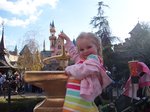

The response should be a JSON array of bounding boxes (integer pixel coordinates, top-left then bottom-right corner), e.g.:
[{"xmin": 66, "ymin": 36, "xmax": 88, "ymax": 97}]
[
  {"xmin": 7, "ymin": 70, "xmax": 12, "ymax": 112},
  {"xmin": 8, "ymin": 80, "xmax": 11, "ymax": 112}
]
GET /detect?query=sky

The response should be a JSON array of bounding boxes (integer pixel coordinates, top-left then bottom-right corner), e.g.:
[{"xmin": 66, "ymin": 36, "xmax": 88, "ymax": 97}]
[{"xmin": 0, "ymin": 0, "xmax": 150, "ymax": 52}]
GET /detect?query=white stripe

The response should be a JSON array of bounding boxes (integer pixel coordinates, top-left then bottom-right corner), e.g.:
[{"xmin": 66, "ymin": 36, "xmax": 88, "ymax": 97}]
[
  {"xmin": 67, "ymin": 88, "xmax": 80, "ymax": 92},
  {"xmin": 68, "ymin": 82, "xmax": 80, "ymax": 86},
  {"xmin": 63, "ymin": 107, "xmax": 79, "ymax": 112},
  {"xmin": 69, "ymin": 77, "xmax": 76, "ymax": 79}
]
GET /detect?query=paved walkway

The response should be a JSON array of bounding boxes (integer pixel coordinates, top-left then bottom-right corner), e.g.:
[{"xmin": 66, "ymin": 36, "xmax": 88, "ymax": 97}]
[{"xmin": 0, "ymin": 92, "xmax": 46, "ymax": 99}]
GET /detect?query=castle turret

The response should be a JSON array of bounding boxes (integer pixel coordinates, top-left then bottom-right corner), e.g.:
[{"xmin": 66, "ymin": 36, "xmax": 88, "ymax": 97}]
[
  {"xmin": 14, "ymin": 45, "xmax": 18, "ymax": 55},
  {"xmin": 56, "ymin": 33, "xmax": 64, "ymax": 55},
  {"xmin": 43, "ymin": 40, "xmax": 45, "ymax": 51},
  {"xmin": 49, "ymin": 21, "xmax": 56, "ymax": 52}
]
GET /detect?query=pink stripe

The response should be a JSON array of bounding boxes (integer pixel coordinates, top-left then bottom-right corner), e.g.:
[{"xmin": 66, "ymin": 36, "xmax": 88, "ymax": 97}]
[
  {"xmin": 123, "ymin": 88, "xmax": 129, "ymax": 96},
  {"xmin": 123, "ymin": 81, "xmax": 135, "ymax": 97},
  {"xmin": 67, "ymin": 84, "xmax": 80, "ymax": 90},
  {"xmin": 140, "ymin": 82, "xmax": 150, "ymax": 88}
]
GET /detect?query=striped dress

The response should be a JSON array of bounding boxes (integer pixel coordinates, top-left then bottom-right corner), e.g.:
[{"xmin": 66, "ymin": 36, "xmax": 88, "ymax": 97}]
[{"xmin": 63, "ymin": 77, "xmax": 99, "ymax": 112}]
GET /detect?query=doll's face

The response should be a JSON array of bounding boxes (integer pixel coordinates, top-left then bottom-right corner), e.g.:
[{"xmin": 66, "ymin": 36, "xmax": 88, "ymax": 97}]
[{"xmin": 77, "ymin": 37, "xmax": 98, "ymax": 59}]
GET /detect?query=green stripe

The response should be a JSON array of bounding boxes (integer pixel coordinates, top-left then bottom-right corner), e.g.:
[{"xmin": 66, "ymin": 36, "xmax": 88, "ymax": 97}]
[
  {"xmin": 66, "ymin": 89, "xmax": 80, "ymax": 97},
  {"xmin": 65, "ymin": 95, "xmax": 92, "ymax": 107},
  {"xmin": 64, "ymin": 102, "xmax": 98, "ymax": 112}
]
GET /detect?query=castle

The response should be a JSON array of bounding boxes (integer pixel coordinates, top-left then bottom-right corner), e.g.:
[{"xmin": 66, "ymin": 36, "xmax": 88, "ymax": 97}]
[
  {"xmin": 41, "ymin": 21, "xmax": 69, "ymax": 70},
  {"xmin": 2, "ymin": 21, "xmax": 146, "ymax": 72}
]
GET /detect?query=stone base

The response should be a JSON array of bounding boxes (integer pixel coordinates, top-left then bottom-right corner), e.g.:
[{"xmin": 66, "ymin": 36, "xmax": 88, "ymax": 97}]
[
  {"xmin": 24, "ymin": 71, "xmax": 68, "ymax": 112},
  {"xmin": 34, "ymin": 98, "xmax": 64, "ymax": 112},
  {"xmin": 34, "ymin": 107, "xmax": 62, "ymax": 112}
]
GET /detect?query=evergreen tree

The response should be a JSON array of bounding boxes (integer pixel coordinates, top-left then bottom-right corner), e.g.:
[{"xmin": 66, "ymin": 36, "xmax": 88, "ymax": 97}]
[{"xmin": 90, "ymin": 1, "xmax": 113, "ymax": 69}]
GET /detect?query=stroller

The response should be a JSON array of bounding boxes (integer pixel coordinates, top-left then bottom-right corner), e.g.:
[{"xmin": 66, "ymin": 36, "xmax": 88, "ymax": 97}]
[{"xmin": 101, "ymin": 61, "xmax": 150, "ymax": 112}]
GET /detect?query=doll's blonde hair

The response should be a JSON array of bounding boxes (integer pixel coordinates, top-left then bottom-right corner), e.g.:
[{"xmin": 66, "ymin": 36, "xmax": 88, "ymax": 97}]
[{"xmin": 76, "ymin": 32, "xmax": 103, "ymax": 57}]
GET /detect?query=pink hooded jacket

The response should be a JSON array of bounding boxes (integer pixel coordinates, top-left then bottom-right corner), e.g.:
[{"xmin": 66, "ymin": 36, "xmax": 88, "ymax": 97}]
[{"xmin": 65, "ymin": 41, "xmax": 112, "ymax": 101}]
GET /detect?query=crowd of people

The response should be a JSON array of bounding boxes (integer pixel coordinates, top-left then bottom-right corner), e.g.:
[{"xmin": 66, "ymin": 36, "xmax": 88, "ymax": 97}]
[
  {"xmin": 0, "ymin": 71, "xmax": 43, "ymax": 98},
  {"xmin": 0, "ymin": 72, "xmax": 6, "ymax": 93},
  {"xmin": 0, "ymin": 72, "xmax": 24, "ymax": 97}
]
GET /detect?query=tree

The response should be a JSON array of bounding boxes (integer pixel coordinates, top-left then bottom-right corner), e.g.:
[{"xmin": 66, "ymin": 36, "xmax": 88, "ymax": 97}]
[
  {"xmin": 31, "ymin": 50, "xmax": 43, "ymax": 71},
  {"xmin": 90, "ymin": 1, "xmax": 110, "ymax": 40},
  {"xmin": 90, "ymin": 1, "xmax": 114, "ymax": 69},
  {"xmin": 17, "ymin": 31, "xmax": 42, "ymax": 71},
  {"xmin": 17, "ymin": 45, "xmax": 33, "ymax": 70}
]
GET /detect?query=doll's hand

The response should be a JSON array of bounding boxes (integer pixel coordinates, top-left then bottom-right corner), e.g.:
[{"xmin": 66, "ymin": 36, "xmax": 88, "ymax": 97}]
[{"xmin": 58, "ymin": 32, "xmax": 71, "ymax": 42}]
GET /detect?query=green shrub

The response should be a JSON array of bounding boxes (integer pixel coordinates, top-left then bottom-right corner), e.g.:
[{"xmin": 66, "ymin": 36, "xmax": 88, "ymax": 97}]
[{"xmin": 0, "ymin": 97, "xmax": 44, "ymax": 112}]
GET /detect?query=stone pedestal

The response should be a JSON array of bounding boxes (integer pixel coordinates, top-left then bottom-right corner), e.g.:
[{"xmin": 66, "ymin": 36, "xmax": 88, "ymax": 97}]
[{"xmin": 24, "ymin": 71, "xmax": 68, "ymax": 112}]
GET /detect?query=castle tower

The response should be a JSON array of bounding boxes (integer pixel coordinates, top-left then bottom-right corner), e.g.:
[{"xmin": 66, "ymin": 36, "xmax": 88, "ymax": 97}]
[
  {"xmin": 43, "ymin": 40, "xmax": 45, "ymax": 51},
  {"xmin": 14, "ymin": 45, "xmax": 18, "ymax": 55},
  {"xmin": 49, "ymin": 21, "xmax": 56, "ymax": 53},
  {"xmin": 55, "ymin": 34, "xmax": 64, "ymax": 55}
]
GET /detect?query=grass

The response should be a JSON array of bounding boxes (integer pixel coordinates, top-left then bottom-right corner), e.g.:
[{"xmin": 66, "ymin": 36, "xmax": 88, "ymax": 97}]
[{"xmin": 0, "ymin": 94, "xmax": 44, "ymax": 112}]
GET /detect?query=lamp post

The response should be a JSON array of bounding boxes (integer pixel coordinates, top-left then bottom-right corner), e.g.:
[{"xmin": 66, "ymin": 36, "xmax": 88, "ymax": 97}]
[{"xmin": 6, "ymin": 69, "xmax": 14, "ymax": 112}]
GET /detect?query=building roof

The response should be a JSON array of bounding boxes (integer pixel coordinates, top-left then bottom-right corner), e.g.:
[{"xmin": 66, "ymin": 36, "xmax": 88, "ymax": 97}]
[
  {"xmin": 19, "ymin": 44, "xmax": 31, "ymax": 55},
  {"xmin": 40, "ymin": 50, "xmax": 51, "ymax": 58},
  {"xmin": 129, "ymin": 22, "xmax": 142, "ymax": 35},
  {"xmin": 0, "ymin": 25, "xmax": 17, "ymax": 73},
  {"xmin": 0, "ymin": 25, "xmax": 5, "ymax": 54}
]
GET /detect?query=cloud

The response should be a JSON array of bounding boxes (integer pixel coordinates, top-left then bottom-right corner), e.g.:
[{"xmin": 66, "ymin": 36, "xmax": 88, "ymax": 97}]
[
  {"xmin": 0, "ymin": 0, "xmax": 59, "ymax": 27},
  {"xmin": 0, "ymin": 11, "xmax": 42, "ymax": 27},
  {"xmin": 0, "ymin": 0, "xmax": 58, "ymax": 16}
]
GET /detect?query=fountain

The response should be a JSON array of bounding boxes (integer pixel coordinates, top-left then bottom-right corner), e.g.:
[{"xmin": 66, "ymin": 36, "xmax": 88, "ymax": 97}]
[{"xmin": 24, "ymin": 23, "xmax": 70, "ymax": 112}]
